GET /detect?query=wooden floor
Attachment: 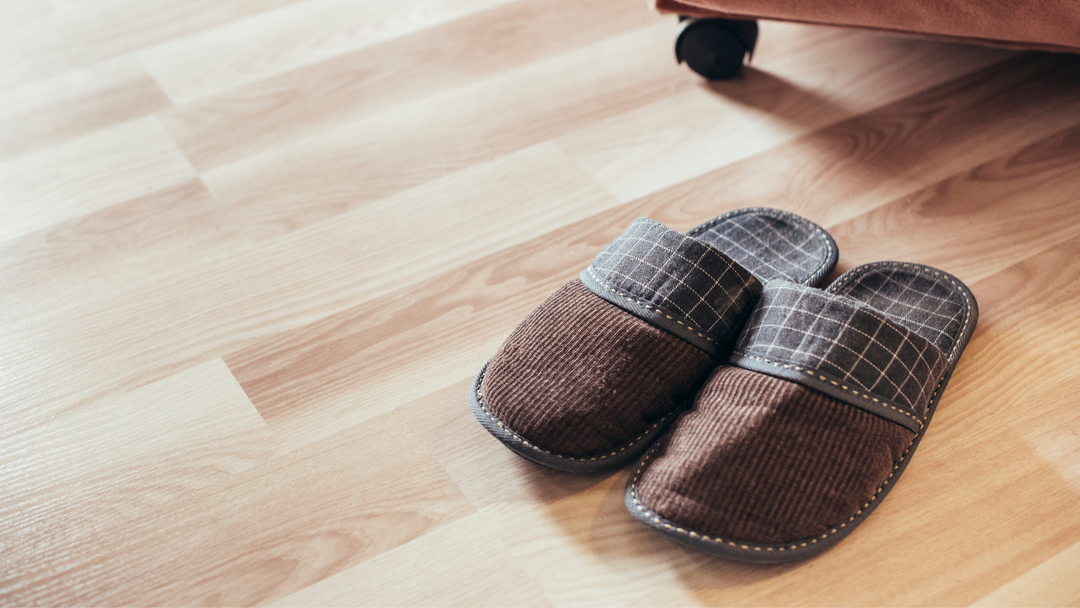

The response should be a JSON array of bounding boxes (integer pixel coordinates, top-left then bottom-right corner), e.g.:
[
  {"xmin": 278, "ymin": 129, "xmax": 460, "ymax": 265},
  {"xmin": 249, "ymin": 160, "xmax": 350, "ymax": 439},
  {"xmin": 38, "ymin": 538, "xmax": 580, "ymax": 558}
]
[{"xmin": 3, "ymin": 0, "xmax": 1080, "ymax": 605}]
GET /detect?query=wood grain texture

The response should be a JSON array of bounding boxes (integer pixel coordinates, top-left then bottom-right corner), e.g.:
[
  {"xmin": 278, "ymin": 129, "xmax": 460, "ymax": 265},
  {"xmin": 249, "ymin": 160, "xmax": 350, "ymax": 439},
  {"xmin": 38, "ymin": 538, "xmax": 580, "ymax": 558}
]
[
  {"xmin": 631, "ymin": 52, "xmax": 1080, "ymax": 232},
  {"xmin": 3, "ymin": 0, "xmax": 1080, "ymax": 605},
  {"xmin": 158, "ymin": 0, "xmax": 661, "ymax": 172},
  {"xmin": 825, "ymin": 122, "xmax": 1080, "ymax": 281},
  {"xmin": 972, "ymin": 540, "xmax": 1080, "ymax": 607},
  {"xmin": 558, "ymin": 23, "xmax": 1016, "ymax": 202},
  {"xmin": 199, "ymin": 21, "xmax": 686, "ymax": 240},
  {"xmin": 222, "ymin": 144, "xmax": 621, "ymax": 436},
  {"xmin": 0, "ymin": 363, "xmax": 473, "ymax": 606},
  {"xmin": 269, "ymin": 512, "xmax": 551, "ymax": 607},
  {"xmin": 140, "ymin": 0, "xmax": 520, "ymax": 104},
  {"xmin": 0, "ymin": 180, "xmax": 245, "ymax": 311},
  {"xmin": 0, "ymin": 0, "xmax": 300, "ymax": 89},
  {"xmin": 0, "ymin": 57, "xmax": 171, "ymax": 161},
  {"xmin": 0, "ymin": 117, "xmax": 195, "ymax": 244}
]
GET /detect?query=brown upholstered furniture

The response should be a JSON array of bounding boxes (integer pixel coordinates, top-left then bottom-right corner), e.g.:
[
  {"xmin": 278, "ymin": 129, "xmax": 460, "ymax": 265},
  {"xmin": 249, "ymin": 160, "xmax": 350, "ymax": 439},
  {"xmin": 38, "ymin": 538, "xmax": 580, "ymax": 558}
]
[{"xmin": 657, "ymin": 0, "xmax": 1080, "ymax": 79}]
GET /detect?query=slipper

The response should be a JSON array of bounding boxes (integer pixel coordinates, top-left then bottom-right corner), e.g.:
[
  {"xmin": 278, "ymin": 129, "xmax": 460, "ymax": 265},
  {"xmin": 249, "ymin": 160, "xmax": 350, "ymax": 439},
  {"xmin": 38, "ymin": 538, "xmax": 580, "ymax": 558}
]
[
  {"xmin": 626, "ymin": 261, "xmax": 978, "ymax": 561},
  {"xmin": 470, "ymin": 207, "xmax": 838, "ymax": 473}
]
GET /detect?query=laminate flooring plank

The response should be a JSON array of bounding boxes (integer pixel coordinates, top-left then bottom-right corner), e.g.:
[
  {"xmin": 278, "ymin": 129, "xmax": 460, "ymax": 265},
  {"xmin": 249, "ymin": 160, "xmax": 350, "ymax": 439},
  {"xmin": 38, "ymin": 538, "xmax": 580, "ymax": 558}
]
[
  {"xmin": 158, "ymin": 0, "xmax": 661, "ymax": 172},
  {"xmin": 824, "ymin": 120, "xmax": 1080, "ymax": 283},
  {"xmin": 223, "ymin": 143, "xmax": 621, "ymax": 448},
  {"xmin": 0, "ymin": 143, "xmax": 615, "ymax": 446},
  {"xmin": 933, "ymin": 240, "xmax": 1080, "ymax": 444},
  {"xmin": 0, "ymin": 359, "xmax": 269, "ymax": 508},
  {"xmin": 0, "ymin": 0, "xmax": 302, "ymax": 90},
  {"xmin": 199, "ymin": 22, "xmax": 697, "ymax": 241},
  {"xmin": 557, "ymin": 24, "xmax": 1017, "ymax": 202},
  {"xmin": 396, "ymin": 379, "xmax": 614, "ymax": 510},
  {"xmin": 0, "ymin": 359, "xmax": 273, "ymax": 604},
  {"xmin": 140, "ymin": 0, "xmax": 520, "ymax": 104},
  {"xmin": 0, "ymin": 117, "xmax": 196, "ymax": 245},
  {"xmin": 633, "ymin": 52, "xmax": 1080, "ymax": 234},
  {"xmin": 0, "ymin": 57, "xmax": 172, "ymax": 162},
  {"xmin": 0, "ymin": 368, "xmax": 474, "ymax": 606},
  {"xmin": 0, "ymin": 181, "xmax": 247, "ymax": 317},
  {"xmin": 971, "ymin": 539, "xmax": 1080, "ymax": 606},
  {"xmin": 270, "ymin": 512, "xmax": 550, "ymax": 607},
  {"xmin": 478, "ymin": 476, "xmax": 700, "ymax": 608}
]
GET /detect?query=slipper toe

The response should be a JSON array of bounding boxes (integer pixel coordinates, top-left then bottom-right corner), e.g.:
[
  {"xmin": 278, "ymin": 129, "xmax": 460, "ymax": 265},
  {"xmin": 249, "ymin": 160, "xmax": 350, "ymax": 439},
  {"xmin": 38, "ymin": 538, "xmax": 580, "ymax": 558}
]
[
  {"xmin": 477, "ymin": 279, "xmax": 715, "ymax": 464},
  {"xmin": 629, "ymin": 366, "xmax": 913, "ymax": 552}
]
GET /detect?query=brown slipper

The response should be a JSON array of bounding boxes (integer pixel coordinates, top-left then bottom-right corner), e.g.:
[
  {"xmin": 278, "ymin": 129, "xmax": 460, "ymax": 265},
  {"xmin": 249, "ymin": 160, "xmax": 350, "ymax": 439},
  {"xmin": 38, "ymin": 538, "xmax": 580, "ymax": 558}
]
[
  {"xmin": 626, "ymin": 262, "xmax": 978, "ymax": 561},
  {"xmin": 471, "ymin": 207, "xmax": 837, "ymax": 473}
]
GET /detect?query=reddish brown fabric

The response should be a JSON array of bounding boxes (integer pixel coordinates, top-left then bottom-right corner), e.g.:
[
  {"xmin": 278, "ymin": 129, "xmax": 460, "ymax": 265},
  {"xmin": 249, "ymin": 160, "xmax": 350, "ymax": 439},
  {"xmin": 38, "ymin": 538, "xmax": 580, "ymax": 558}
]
[
  {"xmin": 637, "ymin": 365, "xmax": 915, "ymax": 543},
  {"xmin": 481, "ymin": 279, "xmax": 715, "ymax": 457},
  {"xmin": 654, "ymin": 0, "xmax": 1080, "ymax": 54}
]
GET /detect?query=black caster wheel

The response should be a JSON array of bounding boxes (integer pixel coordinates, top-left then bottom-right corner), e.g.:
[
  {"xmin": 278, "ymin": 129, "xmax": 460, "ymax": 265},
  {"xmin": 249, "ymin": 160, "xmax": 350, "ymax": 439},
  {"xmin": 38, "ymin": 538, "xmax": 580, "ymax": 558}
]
[{"xmin": 675, "ymin": 18, "xmax": 759, "ymax": 80}]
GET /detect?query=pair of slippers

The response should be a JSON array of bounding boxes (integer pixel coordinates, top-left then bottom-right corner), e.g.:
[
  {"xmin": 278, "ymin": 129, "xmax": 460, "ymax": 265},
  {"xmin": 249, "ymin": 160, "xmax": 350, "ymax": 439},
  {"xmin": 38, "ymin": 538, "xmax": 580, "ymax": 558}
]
[{"xmin": 470, "ymin": 208, "xmax": 978, "ymax": 562}]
